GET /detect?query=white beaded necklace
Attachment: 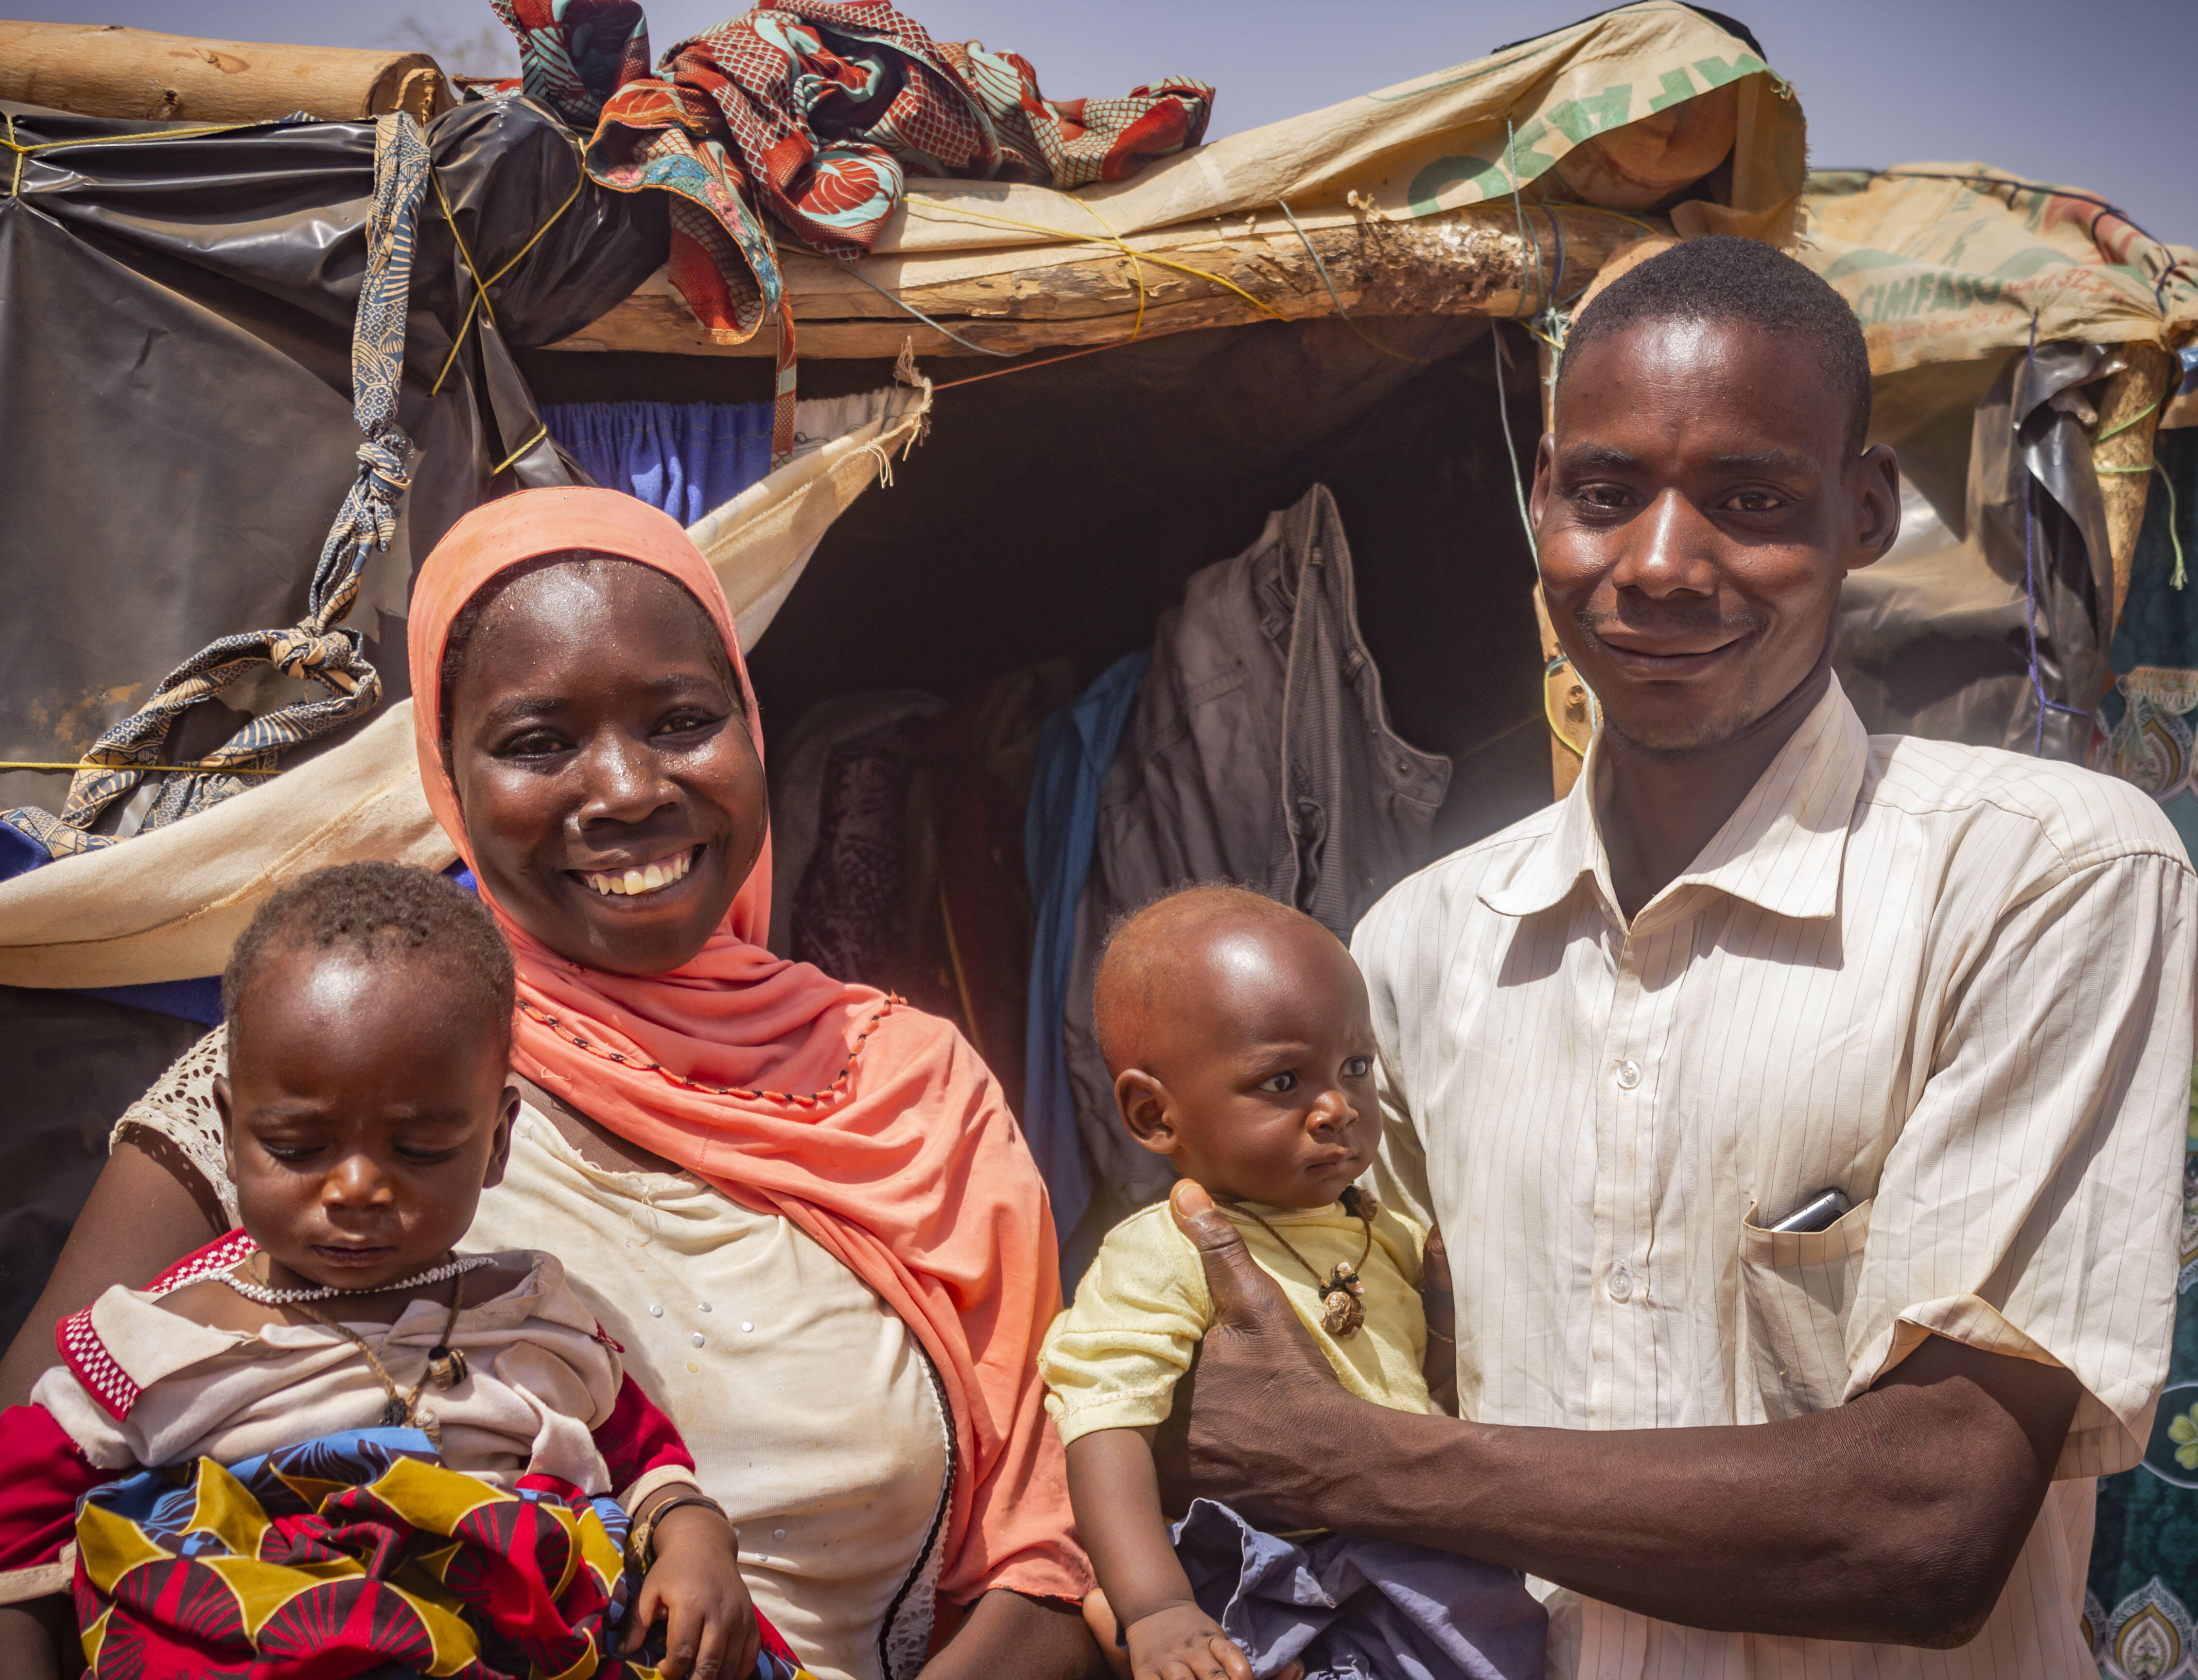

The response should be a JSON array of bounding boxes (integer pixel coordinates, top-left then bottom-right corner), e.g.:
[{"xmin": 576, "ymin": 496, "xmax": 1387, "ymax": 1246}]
[{"xmin": 222, "ymin": 1252, "xmax": 492, "ymax": 1306}]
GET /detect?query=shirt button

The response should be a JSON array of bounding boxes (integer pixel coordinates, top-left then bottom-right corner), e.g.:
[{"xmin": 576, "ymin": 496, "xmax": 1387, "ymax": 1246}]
[
  {"xmin": 1607, "ymin": 1263, "xmax": 1634, "ymax": 1302},
  {"xmin": 647, "ymin": 1303, "xmax": 664, "ymax": 1317},
  {"xmin": 690, "ymin": 1332, "xmax": 705, "ymax": 1348},
  {"xmin": 1615, "ymin": 1059, "xmax": 1642, "ymax": 1090}
]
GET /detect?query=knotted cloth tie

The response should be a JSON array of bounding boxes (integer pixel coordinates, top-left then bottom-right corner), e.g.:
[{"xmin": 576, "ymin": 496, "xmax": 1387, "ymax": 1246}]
[{"xmin": 1, "ymin": 114, "xmax": 430, "ymax": 858}]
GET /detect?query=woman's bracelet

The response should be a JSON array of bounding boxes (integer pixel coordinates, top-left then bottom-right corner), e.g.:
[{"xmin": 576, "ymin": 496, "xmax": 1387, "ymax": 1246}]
[{"xmin": 628, "ymin": 1491, "xmax": 732, "ymax": 1573}]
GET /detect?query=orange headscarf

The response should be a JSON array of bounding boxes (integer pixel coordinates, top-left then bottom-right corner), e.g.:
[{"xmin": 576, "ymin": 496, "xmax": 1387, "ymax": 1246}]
[{"xmin": 409, "ymin": 487, "xmax": 1088, "ymax": 1608}]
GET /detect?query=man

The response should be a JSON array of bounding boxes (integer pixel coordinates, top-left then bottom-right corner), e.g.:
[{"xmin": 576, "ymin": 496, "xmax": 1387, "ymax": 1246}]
[{"xmin": 1159, "ymin": 235, "xmax": 2195, "ymax": 1676}]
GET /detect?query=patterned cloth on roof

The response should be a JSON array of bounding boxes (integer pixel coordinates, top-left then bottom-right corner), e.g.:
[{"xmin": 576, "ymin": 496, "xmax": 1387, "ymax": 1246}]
[{"xmin": 489, "ymin": 0, "xmax": 1213, "ymax": 348}]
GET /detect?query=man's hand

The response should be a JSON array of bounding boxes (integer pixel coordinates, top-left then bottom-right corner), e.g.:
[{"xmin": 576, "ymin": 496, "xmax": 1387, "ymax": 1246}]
[
  {"xmin": 1161, "ymin": 1184, "xmax": 2084, "ymax": 1647},
  {"xmin": 624, "ymin": 1500, "xmax": 757, "ymax": 1680},
  {"xmin": 1152, "ymin": 1181, "xmax": 1355, "ymax": 1527}
]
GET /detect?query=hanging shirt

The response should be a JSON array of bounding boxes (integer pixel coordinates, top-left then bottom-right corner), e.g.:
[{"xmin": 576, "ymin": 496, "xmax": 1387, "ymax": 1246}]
[{"xmin": 1355, "ymin": 675, "xmax": 2197, "ymax": 1680}]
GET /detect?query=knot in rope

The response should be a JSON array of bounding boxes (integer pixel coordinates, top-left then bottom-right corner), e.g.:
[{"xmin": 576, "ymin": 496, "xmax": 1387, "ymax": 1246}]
[{"xmin": 267, "ymin": 627, "xmax": 366, "ymax": 682}]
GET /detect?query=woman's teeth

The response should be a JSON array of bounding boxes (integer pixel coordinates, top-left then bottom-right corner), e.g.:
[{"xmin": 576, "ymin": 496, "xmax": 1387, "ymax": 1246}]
[{"xmin": 582, "ymin": 851, "xmax": 693, "ymax": 897}]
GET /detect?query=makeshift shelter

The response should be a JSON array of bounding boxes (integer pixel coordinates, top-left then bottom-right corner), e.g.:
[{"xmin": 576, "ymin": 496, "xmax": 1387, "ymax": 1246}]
[
  {"xmin": 0, "ymin": 0, "xmax": 1799, "ymax": 1303},
  {"xmin": 0, "ymin": 3, "xmax": 2195, "ymax": 1669}
]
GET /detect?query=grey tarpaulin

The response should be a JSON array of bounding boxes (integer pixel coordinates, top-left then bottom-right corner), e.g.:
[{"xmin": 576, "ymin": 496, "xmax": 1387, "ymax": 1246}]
[
  {"xmin": 0, "ymin": 90, "xmax": 664, "ymax": 1337},
  {"xmin": 1837, "ymin": 344, "xmax": 2113, "ymax": 760},
  {"xmin": 0, "ymin": 92, "xmax": 667, "ymax": 831}
]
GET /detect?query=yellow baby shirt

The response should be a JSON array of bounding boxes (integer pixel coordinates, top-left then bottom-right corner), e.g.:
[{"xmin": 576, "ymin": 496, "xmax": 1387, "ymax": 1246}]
[{"xmin": 1040, "ymin": 1195, "xmax": 1440, "ymax": 1444}]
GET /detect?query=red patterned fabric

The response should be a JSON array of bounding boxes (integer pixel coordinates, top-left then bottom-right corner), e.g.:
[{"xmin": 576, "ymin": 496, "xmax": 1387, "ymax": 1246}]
[
  {"xmin": 52, "ymin": 1228, "xmax": 259, "ymax": 1421},
  {"xmin": 492, "ymin": 0, "xmax": 1212, "ymax": 348}
]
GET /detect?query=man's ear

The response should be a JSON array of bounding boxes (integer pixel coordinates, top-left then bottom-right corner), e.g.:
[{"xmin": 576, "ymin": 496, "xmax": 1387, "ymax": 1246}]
[
  {"xmin": 1527, "ymin": 429, "xmax": 1557, "ymax": 540},
  {"xmin": 1116, "ymin": 1070, "xmax": 1178, "ymax": 1157},
  {"xmin": 482, "ymin": 1085, "xmax": 519, "ymax": 1190},
  {"xmin": 212, "ymin": 1071, "xmax": 241, "ymax": 1187},
  {"xmin": 1849, "ymin": 441, "xmax": 1904, "ymax": 573}
]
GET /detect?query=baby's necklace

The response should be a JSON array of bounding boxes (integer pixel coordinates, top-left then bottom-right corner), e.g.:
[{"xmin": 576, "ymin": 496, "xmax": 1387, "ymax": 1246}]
[
  {"xmin": 222, "ymin": 1251, "xmax": 490, "ymax": 1306},
  {"xmin": 224, "ymin": 1256, "xmax": 476, "ymax": 1449},
  {"xmin": 1222, "ymin": 1184, "xmax": 1378, "ymax": 1339}
]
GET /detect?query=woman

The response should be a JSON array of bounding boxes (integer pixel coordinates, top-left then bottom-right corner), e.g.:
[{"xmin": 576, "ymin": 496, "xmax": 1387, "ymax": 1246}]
[{"xmin": 0, "ymin": 489, "xmax": 1099, "ymax": 1680}]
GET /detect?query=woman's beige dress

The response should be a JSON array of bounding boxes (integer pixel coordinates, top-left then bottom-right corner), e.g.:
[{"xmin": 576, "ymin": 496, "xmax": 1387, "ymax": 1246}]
[{"xmin": 112, "ymin": 1028, "xmax": 953, "ymax": 1680}]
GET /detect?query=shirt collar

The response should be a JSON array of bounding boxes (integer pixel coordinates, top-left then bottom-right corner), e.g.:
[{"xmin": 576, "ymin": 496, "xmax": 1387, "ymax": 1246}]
[{"xmin": 1481, "ymin": 673, "xmax": 1870, "ymax": 928}]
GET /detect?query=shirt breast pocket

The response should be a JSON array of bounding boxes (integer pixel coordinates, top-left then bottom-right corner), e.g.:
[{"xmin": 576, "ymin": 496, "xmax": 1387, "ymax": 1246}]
[{"xmin": 1738, "ymin": 1198, "xmax": 1873, "ymax": 1422}]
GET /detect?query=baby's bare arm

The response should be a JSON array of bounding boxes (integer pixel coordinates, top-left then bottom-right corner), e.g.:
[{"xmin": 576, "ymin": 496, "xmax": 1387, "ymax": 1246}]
[
  {"xmin": 1064, "ymin": 1429, "xmax": 1193, "ymax": 1628},
  {"xmin": 1066, "ymin": 1429, "xmax": 1253, "ymax": 1680}
]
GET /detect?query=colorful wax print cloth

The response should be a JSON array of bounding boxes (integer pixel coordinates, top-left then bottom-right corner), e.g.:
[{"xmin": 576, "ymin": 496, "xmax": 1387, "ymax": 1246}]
[
  {"xmin": 2086, "ymin": 424, "xmax": 2198, "ymax": 1677},
  {"xmin": 70, "ymin": 1427, "xmax": 817, "ymax": 1680},
  {"xmin": 491, "ymin": 0, "xmax": 1212, "ymax": 346}
]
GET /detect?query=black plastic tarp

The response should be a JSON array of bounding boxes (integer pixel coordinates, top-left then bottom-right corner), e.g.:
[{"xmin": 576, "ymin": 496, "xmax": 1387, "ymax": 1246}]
[{"xmin": 0, "ymin": 94, "xmax": 667, "ymax": 825}]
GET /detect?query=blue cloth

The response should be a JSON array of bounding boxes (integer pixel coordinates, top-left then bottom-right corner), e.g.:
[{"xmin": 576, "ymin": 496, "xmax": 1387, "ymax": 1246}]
[
  {"xmin": 1171, "ymin": 1499, "xmax": 1546, "ymax": 1680},
  {"xmin": 1022, "ymin": 651, "xmax": 1149, "ymax": 1248},
  {"xmin": 542, "ymin": 401, "xmax": 776, "ymax": 525}
]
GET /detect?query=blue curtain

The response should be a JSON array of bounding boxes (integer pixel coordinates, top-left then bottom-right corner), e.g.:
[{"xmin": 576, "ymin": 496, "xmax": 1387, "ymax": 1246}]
[
  {"xmin": 542, "ymin": 401, "xmax": 776, "ymax": 525},
  {"xmin": 1022, "ymin": 650, "xmax": 1150, "ymax": 1253}
]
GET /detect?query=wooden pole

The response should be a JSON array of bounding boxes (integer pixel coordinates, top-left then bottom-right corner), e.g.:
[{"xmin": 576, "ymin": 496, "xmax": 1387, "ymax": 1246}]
[
  {"xmin": 549, "ymin": 201, "xmax": 1646, "ymax": 360},
  {"xmin": 0, "ymin": 21, "xmax": 454, "ymax": 124}
]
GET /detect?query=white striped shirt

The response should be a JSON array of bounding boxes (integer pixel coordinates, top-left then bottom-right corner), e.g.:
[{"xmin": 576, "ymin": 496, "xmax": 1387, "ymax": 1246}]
[{"xmin": 1354, "ymin": 675, "xmax": 2195, "ymax": 1679}]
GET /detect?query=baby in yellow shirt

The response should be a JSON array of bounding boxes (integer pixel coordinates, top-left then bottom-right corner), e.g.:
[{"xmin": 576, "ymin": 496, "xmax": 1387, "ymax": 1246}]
[{"xmin": 1039, "ymin": 885, "xmax": 1542, "ymax": 1680}]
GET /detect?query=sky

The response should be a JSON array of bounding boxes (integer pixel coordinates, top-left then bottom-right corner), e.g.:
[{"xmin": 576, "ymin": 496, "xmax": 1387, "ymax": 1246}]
[{"xmin": 23, "ymin": 0, "xmax": 2198, "ymax": 241}]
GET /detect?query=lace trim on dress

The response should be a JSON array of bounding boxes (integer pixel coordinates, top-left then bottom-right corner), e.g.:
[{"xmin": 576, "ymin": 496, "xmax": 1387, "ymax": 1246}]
[
  {"xmin": 878, "ymin": 1346, "xmax": 955, "ymax": 1680},
  {"xmin": 109, "ymin": 1025, "xmax": 239, "ymax": 1229}
]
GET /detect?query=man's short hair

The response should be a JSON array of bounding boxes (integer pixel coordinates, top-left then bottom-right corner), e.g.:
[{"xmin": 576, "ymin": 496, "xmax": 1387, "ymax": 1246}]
[
  {"xmin": 1558, "ymin": 235, "xmax": 1873, "ymax": 455},
  {"xmin": 224, "ymin": 862, "xmax": 515, "ymax": 1057}
]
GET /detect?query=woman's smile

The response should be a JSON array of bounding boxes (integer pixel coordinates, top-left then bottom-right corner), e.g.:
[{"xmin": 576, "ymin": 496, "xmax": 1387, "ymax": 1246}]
[{"xmin": 574, "ymin": 842, "xmax": 704, "ymax": 898}]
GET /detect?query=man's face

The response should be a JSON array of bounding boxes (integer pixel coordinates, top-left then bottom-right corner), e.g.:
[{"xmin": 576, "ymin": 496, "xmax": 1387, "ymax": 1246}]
[{"xmin": 1530, "ymin": 317, "xmax": 1900, "ymax": 755}]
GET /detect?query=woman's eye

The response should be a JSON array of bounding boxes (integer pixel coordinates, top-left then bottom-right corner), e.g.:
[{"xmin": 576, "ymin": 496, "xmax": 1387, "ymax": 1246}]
[
  {"xmin": 654, "ymin": 710, "xmax": 721, "ymax": 739},
  {"xmin": 1343, "ymin": 1056, "xmax": 1372, "ymax": 1079},
  {"xmin": 1259, "ymin": 1070, "xmax": 1299, "ymax": 1094},
  {"xmin": 495, "ymin": 730, "xmax": 570, "ymax": 759}
]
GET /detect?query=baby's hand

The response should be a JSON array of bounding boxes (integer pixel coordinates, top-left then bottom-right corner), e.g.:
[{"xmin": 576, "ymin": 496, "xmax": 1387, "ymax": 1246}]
[
  {"xmin": 623, "ymin": 1501, "xmax": 756, "ymax": 1679},
  {"xmin": 1126, "ymin": 1601, "xmax": 1255, "ymax": 1680}
]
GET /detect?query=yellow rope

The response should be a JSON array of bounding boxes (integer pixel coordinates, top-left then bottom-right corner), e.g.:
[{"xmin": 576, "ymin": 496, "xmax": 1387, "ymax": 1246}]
[
  {"xmin": 490, "ymin": 423, "xmax": 548, "ymax": 477},
  {"xmin": 1542, "ymin": 655, "xmax": 1588, "ymax": 758},
  {"xmin": 905, "ymin": 198, "xmax": 1290, "ymax": 326},
  {"xmin": 3, "ymin": 116, "xmax": 263, "ymax": 196},
  {"xmin": 430, "ymin": 162, "xmax": 587, "ymax": 395},
  {"xmin": 1, "ymin": 760, "xmax": 281, "ymax": 776}
]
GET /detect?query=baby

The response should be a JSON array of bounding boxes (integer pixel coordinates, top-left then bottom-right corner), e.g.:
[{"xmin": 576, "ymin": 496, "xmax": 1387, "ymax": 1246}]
[
  {"xmin": 0, "ymin": 862, "xmax": 806, "ymax": 1680},
  {"xmin": 1040, "ymin": 884, "xmax": 1543, "ymax": 1680}
]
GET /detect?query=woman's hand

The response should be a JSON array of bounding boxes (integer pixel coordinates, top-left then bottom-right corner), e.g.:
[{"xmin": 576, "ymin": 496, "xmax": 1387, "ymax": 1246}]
[
  {"xmin": 1124, "ymin": 1602, "xmax": 1251, "ymax": 1680},
  {"xmin": 623, "ymin": 1502, "xmax": 757, "ymax": 1680}
]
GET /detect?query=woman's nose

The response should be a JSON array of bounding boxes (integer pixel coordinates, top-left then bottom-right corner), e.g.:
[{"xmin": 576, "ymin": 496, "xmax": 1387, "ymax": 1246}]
[{"xmin": 577, "ymin": 730, "xmax": 677, "ymax": 824}]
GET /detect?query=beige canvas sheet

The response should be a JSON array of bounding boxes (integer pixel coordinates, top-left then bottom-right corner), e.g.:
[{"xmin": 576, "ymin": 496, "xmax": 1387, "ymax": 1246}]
[{"xmin": 1801, "ymin": 164, "xmax": 2198, "ymax": 375}]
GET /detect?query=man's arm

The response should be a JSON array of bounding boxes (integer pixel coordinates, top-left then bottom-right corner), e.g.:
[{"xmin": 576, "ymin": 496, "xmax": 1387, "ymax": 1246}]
[{"xmin": 1158, "ymin": 1183, "xmax": 2079, "ymax": 1649}]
